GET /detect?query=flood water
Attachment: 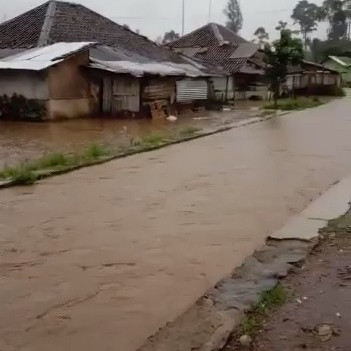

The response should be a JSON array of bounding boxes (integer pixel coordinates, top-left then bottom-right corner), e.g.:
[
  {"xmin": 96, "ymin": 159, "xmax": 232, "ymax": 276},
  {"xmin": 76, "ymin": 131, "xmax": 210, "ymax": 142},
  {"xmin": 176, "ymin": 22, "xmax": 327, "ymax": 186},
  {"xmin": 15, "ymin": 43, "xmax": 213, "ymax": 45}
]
[
  {"xmin": 2, "ymin": 98, "xmax": 351, "ymax": 351},
  {"xmin": 0, "ymin": 107, "xmax": 260, "ymax": 168}
]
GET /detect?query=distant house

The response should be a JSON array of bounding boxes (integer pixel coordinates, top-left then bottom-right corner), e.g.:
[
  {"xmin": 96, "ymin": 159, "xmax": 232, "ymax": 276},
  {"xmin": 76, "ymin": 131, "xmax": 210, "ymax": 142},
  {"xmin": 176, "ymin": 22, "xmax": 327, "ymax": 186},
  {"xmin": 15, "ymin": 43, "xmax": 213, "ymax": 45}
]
[
  {"xmin": 286, "ymin": 60, "xmax": 341, "ymax": 96},
  {"xmin": 323, "ymin": 56, "xmax": 351, "ymax": 86},
  {"xmin": 0, "ymin": 1, "xmax": 221, "ymax": 119},
  {"xmin": 0, "ymin": 42, "xmax": 94, "ymax": 119},
  {"xmin": 166, "ymin": 23, "xmax": 267, "ymax": 102}
]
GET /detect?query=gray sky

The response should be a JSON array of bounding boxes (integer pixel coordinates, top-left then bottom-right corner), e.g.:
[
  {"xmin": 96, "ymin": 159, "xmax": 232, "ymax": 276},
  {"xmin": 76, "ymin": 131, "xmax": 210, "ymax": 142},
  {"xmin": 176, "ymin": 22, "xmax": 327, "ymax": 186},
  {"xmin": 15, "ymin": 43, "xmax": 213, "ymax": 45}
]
[{"xmin": 2, "ymin": 0, "xmax": 325, "ymax": 41}]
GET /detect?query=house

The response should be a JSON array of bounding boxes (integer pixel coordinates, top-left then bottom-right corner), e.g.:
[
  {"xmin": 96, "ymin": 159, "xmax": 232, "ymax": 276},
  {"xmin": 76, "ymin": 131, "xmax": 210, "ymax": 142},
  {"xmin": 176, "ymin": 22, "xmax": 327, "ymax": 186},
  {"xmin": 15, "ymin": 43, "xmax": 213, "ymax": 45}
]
[
  {"xmin": 286, "ymin": 60, "xmax": 341, "ymax": 96},
  {"xmin": 166, "ymin": 23, "xmax": 267, "ymax": 102},
  {"xmin": 0, "ymin": 42, "xmax": 94, "ymax": 120},
  {"xmin": 87, "ymin": 45, "xmax": 220, "ymax": 118},
  {"xmin": 323, "ymin": 56, "xmax": 351, "ymax": 86},
  {"xmin": 0, "ymin": 1, "xmax": 221, "ymax": 119}
]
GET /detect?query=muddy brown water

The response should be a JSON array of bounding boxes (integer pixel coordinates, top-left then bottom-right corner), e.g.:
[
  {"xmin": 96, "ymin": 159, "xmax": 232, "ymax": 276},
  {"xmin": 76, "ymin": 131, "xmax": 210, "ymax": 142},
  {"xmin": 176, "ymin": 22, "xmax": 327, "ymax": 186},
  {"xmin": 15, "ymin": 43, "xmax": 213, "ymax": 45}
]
[
  {"xmin": 0, "ymin": 107, "xmax": 259, "ymax": 168},
  {"xmin": 1, "ymin": 98, "xmax": 351, "ymax": 351}
]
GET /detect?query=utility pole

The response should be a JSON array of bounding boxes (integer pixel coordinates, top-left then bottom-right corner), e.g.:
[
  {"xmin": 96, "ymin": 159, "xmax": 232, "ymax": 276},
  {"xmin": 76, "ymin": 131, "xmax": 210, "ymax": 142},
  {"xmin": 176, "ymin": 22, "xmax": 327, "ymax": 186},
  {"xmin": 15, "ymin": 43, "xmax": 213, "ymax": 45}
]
[
  {"xmin": 182, "ymin": 0, "xmax": 185, "ymax": 36},
  {"xmin": 208, "ymin": 0, "xmax": 212, "ymax": 22}
]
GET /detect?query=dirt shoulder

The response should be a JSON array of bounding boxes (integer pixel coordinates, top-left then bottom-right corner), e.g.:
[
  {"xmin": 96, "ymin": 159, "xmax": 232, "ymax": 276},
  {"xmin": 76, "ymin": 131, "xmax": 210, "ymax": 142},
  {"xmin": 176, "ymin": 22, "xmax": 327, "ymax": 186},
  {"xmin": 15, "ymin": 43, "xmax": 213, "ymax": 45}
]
[{"xmin": 223, "ymin": 209, "xmax": 351, "ymax": 351}]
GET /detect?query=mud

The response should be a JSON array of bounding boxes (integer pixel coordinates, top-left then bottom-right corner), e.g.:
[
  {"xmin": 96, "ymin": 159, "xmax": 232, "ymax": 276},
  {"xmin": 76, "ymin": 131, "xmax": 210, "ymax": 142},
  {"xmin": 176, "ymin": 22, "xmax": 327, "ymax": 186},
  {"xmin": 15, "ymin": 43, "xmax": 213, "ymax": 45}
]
[
  {"xmin": 225, "ymin": 210, "xmax": 351, "ymax": 351},
  {"xmin": 1, "ymin": 98, "xmax": 351, "ymax": 351}
]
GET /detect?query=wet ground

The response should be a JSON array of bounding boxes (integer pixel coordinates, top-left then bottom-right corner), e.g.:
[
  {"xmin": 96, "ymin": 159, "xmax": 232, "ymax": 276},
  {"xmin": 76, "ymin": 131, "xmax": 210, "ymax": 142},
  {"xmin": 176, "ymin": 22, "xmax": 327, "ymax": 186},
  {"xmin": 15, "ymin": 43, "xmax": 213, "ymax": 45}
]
[
  {"xmin": 1, "ymin": 98, "xmax": 351, "ymax": 351},
  {"xmin": 225, "ymin": 210, "xmax": 351, "ymax": 351},
  {"xmin": 0, "ymin": 106, "xmax": 261, "ymax": 168}
]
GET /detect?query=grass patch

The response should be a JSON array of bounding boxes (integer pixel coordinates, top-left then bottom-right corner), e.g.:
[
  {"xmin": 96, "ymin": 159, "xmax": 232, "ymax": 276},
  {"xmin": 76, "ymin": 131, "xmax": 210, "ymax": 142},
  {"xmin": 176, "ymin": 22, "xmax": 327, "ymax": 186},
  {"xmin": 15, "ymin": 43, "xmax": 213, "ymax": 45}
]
[
  {"xmin": 238, "ymin": 284, "xmax": 287, "ymax": 336},
  {"xmin": 141, "ymin": 132, "xmax": 170, "ymax": 147},
  {"xmin": 0, "ymin": 127, "xmax": 209, "ymax": 186},
  {"xmin": 0, "ymin": 164, "xmax": 38, "ymax": 185},
  {"xmin": 0, "ymin": 143, "xmax": 112, "ymax": 185},
  {"xmin": 178, "ymin": 126, "xmax": 202, "ymax": 138},
  {"xmin": 83, "ymin": 143, "xmax": 110, "ymax": 161},
  {"xmin": 264, "ymin": 97, "xmax": 324, "ymax": 111},
  {"xmin": 35, "ymin": 152, "xmax": 71, "ymax": 169}
]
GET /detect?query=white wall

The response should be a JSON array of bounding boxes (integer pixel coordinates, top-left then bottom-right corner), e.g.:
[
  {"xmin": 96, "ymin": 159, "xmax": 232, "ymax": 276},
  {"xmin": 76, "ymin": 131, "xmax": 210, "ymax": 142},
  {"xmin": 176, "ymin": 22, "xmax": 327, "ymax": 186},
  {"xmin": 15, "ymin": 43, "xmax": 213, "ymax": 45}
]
[
  {"xmin": 0, "ymin": 71, "xmax": 49, "ymax": 100},
  {"xmin": 210, "ymin": 77, "xmax": 235, "ymax": 102}
]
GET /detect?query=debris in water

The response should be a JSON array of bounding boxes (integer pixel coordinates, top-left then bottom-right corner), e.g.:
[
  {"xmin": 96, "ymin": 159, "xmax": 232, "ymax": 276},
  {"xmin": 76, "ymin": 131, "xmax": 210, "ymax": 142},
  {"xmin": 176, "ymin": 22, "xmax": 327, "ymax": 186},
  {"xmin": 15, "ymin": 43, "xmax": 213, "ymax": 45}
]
[
  {"xmin": 315, "ymin": 324, "xmax": 333, "ymax": 342},
  {"xmin": 166, "ymin": 115, "xmax": 178, "ymax": 122},
  {"xmin": 239, "ymin": 335, "xmax": 252, "ymax": 347}
]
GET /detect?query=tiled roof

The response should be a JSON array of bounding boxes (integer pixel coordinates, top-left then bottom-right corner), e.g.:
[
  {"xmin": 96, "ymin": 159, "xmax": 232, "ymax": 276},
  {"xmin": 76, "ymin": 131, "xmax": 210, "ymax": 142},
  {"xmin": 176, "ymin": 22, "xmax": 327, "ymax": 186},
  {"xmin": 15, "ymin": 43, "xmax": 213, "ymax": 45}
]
[
  {"xmin": 0, "ymin": 1, "xmax": 183, "ymax": 63},
  {"xmin": 0, "ymin": 2, "xmax": 49, "ymax": 49},
  {"xmin": 168, "ymin": 23, "xmax": 247, "ymax": 49},
  {"xmin": 166, "ymin": 23, "xmax": 261, "ymax": 74}
]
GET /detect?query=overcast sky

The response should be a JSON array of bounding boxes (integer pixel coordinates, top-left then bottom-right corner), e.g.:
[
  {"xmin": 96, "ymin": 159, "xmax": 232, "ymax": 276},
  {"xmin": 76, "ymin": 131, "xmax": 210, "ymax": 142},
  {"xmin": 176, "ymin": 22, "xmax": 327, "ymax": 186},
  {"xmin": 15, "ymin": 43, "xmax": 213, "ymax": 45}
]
[{"xmin": 2, "ymin": 0, "xmax": 326, "ymax": 41}]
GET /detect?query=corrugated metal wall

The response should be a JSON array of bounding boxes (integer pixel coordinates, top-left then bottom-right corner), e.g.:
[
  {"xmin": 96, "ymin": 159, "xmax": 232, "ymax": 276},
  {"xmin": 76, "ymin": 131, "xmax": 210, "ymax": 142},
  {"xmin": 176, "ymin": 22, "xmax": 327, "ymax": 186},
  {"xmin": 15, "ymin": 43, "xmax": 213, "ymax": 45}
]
[
  {"xmin": 103, "ymin": 76, "xmax": 140, "ymax": 113},
  {"xmin": 176, "ymin": 79, "xmax": 208, "ymax": 102}
]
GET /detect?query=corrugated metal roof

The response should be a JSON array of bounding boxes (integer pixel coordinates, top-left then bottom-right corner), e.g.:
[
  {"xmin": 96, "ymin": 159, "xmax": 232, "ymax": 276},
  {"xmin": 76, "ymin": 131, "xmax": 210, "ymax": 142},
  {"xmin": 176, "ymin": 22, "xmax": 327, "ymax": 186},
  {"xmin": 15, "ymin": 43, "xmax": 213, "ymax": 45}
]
[
  {"xmin": 0, "ymin": 42, "xmax": 94, "ymax": 71},
  {"xmin": 89, "ymin": 58, "xmax": 211, "ymax": 77},
  {"xmin": 328, "ymin": 56, "xmax": 351, "ymax": 67}
]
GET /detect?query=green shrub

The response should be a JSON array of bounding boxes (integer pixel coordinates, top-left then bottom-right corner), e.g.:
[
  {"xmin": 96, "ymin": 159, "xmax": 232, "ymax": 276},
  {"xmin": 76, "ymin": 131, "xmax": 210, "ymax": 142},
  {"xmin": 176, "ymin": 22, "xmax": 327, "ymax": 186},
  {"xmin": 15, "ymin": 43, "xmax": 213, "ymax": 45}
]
[
  {"xmin": 142, "ymin": 133, "xmax": 169, "ymax": 146},
  {"xmin": 83, "ymin": 143, "xmax": 110, "ymax": 160},
  {"xmin": 178, "ymin": 126, "xmax": 202, "ymax": 138},
  {"xmin": 35, "ymin": 152, "xmax": 71, "ymax": 169},
  {"xmin": 0, "ymin": 93, "xmax": 46, "ymax": 121}
]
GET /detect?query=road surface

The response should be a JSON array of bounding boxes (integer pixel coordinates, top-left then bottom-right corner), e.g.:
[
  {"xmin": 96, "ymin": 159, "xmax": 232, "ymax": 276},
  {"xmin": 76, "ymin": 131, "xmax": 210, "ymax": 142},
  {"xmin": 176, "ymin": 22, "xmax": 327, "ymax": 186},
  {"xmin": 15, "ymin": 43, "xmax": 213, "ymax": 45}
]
[{"xmin": 1, "ymin": 98, "xmax": 351, "ymax": 351}]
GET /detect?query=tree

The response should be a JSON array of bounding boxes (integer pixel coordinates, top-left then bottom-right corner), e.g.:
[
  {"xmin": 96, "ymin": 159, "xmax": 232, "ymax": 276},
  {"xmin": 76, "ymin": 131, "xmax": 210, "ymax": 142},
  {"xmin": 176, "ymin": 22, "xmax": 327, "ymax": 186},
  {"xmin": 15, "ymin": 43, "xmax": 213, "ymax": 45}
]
[
  {"xmin": 275, "ymin": 21, "xmax": 288, "ymax": 31},
  {"xmin": 224, "ymin": 0, "xmax": 243, "ymax": 33},
  {"xmin": 291, "ymin": 0, "xmax": 323, "ymax": 47},
  {"xmin": 310, "ymin": 38, "xmax": 351, "ymax": 61},
  {"xmin": 253, "ymin": 27, "xmax": 269, "ymax": 47},
  {"xmin": 263, "ymin": 28, "xmax": 304, "ymax": 107},
  {"xmin": 322, "ymin": 0, "xmax": 348, "ymax": 40},
  {"xmin": 162, "ymin": 30, "xmax": 180, "ymax": 44}
]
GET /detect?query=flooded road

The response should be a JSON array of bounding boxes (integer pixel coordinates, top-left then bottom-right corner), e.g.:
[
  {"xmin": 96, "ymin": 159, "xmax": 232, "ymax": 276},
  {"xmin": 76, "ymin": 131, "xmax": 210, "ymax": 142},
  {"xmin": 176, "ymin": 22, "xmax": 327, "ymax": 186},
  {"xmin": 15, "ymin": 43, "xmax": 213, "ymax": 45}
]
[
  {"xmin": 1, "ymin": 98, "xmax": 351, "ymax": 351},
  {"xmin": 0, "ymin": 107, "xmax": 260, "ymax": 168}
]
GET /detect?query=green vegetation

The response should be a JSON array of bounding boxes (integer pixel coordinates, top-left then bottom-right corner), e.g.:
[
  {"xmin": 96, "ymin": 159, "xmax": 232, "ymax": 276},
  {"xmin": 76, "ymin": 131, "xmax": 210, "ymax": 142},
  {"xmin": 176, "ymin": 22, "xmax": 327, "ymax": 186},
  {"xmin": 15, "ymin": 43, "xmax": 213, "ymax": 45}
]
[
  {"xmin": 264, "ymin": 97, "xmax": 325, "ymax": 111},
  {"xmin": 83, "ymin": 143, "xmax": 110, "ymax": 160},
  {"xmin": 0, "ymin": 93, "xmax": 46, "ymax": 121},
  {"xmin": 178, "ymin": 126, "xmax": 202, "ymax": 138},
  {"xmin": 0, "ymin": 164, "xmax": 38, "ymax": 185},
  {"xmin": 0, "ymin": 144, "xmax": 111, "ymax": 185},
  {"xmin": 141, "ymin": 132, "xmax": 170, "ymax": 147},
  {"xmin": 263, "ymin": 29, "xmax": 304, "ymax": 108},
  {"xmin": 239, "ymin": 284, "xmax": 287, "ymax": 336},
  {"xmin": 0, "ymin": 127, "xmax": 204, "ymax": 186}
]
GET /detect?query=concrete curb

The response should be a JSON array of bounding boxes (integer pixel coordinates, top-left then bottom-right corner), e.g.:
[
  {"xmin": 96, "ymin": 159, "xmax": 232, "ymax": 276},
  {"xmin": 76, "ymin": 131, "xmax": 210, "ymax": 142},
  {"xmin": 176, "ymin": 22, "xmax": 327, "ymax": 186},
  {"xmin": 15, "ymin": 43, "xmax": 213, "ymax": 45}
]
[
  {"xmin": 137, "ymin": 176, "xmax": 351, "ymax": 351},
  {"xmin": 0, "ymin": 115, "xmax": 271, "ymax": 190}
]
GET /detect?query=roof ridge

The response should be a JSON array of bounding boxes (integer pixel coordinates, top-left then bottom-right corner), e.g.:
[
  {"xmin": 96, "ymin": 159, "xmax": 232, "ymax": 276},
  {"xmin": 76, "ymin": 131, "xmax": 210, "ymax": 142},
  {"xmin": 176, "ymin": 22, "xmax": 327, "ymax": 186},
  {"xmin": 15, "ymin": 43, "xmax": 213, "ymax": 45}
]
[
  {"xmin": 37, "ymin": 1, "xmax": 57, "ymax": 46},
  {"xmin": 0, "ymin": 1, "xmax": 49, "ymax": 28},
  {"xmin": 210, "ymin": 23, "xmax": 225, "ymax": 45}
]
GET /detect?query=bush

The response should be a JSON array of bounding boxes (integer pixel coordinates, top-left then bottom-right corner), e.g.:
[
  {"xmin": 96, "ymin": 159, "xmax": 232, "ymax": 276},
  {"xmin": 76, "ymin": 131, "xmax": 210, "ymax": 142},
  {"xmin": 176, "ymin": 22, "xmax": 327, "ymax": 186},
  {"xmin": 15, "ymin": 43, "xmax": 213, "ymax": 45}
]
[
  {"xmin": 0, "ymin": 93, "xmax": 46, "ymax": 121},
  {"xmin": 264, "ymin": 97, "xmax": 324, "ymax": 111},
  {"xmin": 142, "ymin": 133, "xmax": 169, "ymax": 146},
  {"xmin": 83, "ymin": 143, "xmax": 110, "ymax": 160}
]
